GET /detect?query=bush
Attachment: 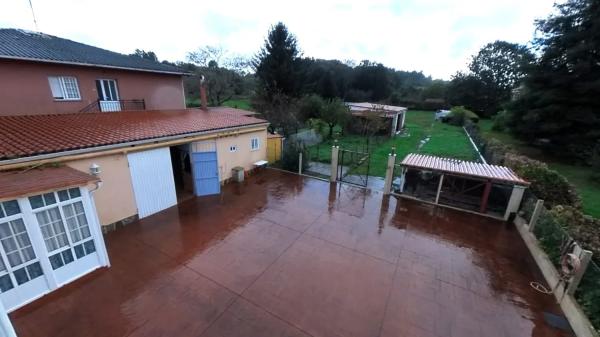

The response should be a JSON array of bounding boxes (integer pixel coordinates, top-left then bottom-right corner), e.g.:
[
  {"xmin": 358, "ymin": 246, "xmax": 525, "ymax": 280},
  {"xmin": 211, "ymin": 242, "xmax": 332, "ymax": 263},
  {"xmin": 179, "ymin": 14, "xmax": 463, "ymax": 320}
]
[
  {"xmin": 550, "ymin": 205, "xmax": 600, "ymax": 261},
  {"xmin": 491, "ymin": 111, "xmax": 508, "ymax": 131},
  {"xmin": 504, "ymin": 153, "xmax": 581, "ymax": 209},
  {"xmin": 280, "ymin": 142, "xmax": 309, "ymax": 172},
  {"xmin": 446, "ymin": 106, "xmax": 479, "ymax": 126}
]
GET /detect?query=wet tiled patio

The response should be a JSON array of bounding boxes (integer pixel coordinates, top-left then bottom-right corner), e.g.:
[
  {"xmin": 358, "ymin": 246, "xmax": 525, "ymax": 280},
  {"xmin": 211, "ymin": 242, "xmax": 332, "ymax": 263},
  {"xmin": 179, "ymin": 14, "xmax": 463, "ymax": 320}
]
[{"xmin": 11, "ymin": 170, "xmax": 570, "ymax": 337}]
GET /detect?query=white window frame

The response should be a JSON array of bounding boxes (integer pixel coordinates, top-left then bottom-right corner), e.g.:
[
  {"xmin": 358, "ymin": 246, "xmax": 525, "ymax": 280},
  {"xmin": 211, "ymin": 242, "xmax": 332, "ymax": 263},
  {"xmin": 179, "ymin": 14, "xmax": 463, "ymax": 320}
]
[
  {"xmin": 0, "ymin": 202, "xmax": 44, "ymax": 293},
  {"xmin": 96, "ymin": 79, "xmax": 119, "ymax": 101},
  {"xmin": 29, "ymin": 189, "xmax": 96, "ymax": 271},
  {"xmin": 48, "ymin": 76, "xmax": 81, "ymax": 101},
  {"xmin": 250, "ymin": 137, "xmax": 260, "ymax": 151},
  {"xmin": 229, "ymin": 145, "xmax": 238, "ymax": 153}
]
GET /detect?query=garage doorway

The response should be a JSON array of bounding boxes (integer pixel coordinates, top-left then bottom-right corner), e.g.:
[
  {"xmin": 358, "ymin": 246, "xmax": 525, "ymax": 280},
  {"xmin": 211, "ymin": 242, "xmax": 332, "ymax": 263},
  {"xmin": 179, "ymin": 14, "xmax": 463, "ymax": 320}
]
[{"xmin": 170, "ymin": 146, "xmax": 195, "ymax": 202}]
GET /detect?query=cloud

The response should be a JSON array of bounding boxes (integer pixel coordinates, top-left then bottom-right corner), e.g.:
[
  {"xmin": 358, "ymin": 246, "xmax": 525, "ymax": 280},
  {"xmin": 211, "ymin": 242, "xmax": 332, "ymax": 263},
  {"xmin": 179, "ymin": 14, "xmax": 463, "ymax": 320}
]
[{"xmin": 1, "ymin": 0, "xmax": 557, "ymax": 79}]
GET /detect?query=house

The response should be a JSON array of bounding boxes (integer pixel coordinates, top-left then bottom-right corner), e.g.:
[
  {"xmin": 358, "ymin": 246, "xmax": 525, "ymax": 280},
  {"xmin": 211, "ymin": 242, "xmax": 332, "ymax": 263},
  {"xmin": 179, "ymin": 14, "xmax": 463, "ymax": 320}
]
[
  {"xmin": 345, "ymin": 102, "xmax": 407, "ymax": 136},
  {"xmin": 0, "ymin": 29, "xmax": 269, "ymax": 318},
  {"xmin": 0, "ymin": 28, "xmax": 187, "ymax": 115}
]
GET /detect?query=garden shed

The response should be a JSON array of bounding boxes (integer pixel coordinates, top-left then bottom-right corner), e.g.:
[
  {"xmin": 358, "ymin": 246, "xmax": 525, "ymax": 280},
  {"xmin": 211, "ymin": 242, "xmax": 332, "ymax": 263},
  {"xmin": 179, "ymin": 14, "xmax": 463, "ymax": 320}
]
[
  {"xmin": 395, "ymin": 153, "xmax": 529, "ymax": 219},
  {"xmin": 346, "ymin": 103, "xmax": 407, "ymax": 137}
]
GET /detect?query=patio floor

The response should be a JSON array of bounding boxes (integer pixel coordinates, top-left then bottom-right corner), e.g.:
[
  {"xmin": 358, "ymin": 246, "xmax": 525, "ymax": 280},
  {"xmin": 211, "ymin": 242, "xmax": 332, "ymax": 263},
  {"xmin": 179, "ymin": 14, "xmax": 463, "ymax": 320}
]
[{"xmin": 11, "ymin": 169, "xmax": 570, "ymax": 337}]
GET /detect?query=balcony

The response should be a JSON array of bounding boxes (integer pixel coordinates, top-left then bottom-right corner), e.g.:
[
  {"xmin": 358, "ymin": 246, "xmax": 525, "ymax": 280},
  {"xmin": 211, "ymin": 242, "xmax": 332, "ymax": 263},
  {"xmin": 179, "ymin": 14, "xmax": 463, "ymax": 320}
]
[{"xmin": 79, "ymin": 99, "xmax": 146, "ymax": 113}]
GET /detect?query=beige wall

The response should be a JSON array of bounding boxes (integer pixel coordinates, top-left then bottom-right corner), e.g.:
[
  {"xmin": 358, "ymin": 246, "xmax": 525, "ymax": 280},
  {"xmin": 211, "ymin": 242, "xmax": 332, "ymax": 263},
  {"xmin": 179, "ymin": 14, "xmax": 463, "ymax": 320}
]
[
  {"xmin": 66, "ymin": 153, "xmax": 137, "ymax": 226},
  {"xmin": 0, "ymin": 59, "xmax": 185, "ymax": 116},
  {"xmin": 216, "ymin": 130, "xmax": 268, "ymax": 181}
]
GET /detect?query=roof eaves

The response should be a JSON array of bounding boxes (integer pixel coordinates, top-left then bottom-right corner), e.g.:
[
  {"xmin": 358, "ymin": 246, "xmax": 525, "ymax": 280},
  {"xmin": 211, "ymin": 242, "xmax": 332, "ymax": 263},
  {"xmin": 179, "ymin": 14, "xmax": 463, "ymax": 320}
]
[
  {"xmin": 0, "ymin": 121, "xmax": 270, "ymax": 166},
  {"xmin": 0, "ymin": 55, "xmax": 191, "ymax": 76}
]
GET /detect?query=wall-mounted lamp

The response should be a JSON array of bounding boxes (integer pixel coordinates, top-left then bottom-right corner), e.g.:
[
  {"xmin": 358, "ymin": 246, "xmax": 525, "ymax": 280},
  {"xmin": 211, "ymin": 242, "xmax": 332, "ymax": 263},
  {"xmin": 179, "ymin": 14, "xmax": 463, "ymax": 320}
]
[{"xmin": 89, "ymin": 163, "xmax": 101, "ymax": 176}]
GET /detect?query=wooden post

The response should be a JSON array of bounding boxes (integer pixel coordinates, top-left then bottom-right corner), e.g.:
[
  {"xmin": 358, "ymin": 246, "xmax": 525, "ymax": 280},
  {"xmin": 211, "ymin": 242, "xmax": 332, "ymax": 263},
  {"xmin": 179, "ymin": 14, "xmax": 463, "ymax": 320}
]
[
  {"xmin": 435, "ymin": 174, "xmax": 444, "ymax": 204},
  {"xmin": 480, "ymin": 180, "xmax": 492, "ymax": 213},
  {"xmin": 298, "ymin": 152, "xmax": 303, "ymax": 175},
  {"xmin": 528, "ymin": 199, "xmax": 545, "ymax": 232},
  {"xmin": 383, "ymin": 153, "xmax": 396, "ymax": 195},
  {"xmin": 567, "ymin": 248, "xmax": 593, "ymax": 295}
]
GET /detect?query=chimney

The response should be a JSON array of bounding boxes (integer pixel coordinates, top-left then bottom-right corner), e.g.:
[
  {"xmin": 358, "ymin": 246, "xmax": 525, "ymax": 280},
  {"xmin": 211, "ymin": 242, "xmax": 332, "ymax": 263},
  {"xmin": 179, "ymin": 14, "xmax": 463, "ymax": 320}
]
[{"xmin": 200, "ymin": 75, "xmax": 208, "ymax": 111}]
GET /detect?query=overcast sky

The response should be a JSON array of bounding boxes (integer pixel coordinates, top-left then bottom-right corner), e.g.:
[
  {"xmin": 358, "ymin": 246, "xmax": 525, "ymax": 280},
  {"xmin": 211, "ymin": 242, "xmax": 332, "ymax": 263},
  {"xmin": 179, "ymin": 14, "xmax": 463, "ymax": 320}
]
[{"xmin": 2, "ymin": 0, "xmax": 557, "ymax": 79}]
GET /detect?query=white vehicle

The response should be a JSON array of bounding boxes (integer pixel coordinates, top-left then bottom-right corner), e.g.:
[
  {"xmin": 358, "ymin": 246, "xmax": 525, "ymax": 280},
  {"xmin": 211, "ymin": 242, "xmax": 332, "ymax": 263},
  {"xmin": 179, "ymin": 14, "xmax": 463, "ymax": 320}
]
[{"xmin": 435, "ymin": 109, "xmax": 451, "ymax": 120}]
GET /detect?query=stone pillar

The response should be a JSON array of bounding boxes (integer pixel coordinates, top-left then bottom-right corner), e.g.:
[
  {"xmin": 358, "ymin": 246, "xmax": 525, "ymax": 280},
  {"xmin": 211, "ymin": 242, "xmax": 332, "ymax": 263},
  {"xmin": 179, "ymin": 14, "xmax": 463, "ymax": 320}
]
[
  {"xmin": 330, "ymin": 146, "xmax": 339, "ymax": 182},
  {"xmin": 567, "ymin": 248, "xmax": 593, "ymax": 295},
  {"xmin": 528, "ymin": 199, "xmax": 545, "ymax": 232},
  {"xmin": 298, "ymin": 152, "xmax": 303, "ymax": 175},
  {"xmin": 504, "ymin": 185, "xmax": 526, "ymax": 220},
  {"xmin": 383, "ymin": 153, "xmax": 396, "ymax": 194}
]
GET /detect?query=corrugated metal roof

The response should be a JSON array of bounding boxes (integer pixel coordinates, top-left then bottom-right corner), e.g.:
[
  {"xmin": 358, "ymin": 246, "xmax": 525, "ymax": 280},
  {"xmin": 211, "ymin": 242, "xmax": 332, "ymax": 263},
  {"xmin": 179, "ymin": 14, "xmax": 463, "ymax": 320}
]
[
  {"xmin": 0, "ymin": 29, "xmax": 186, "ymax": 75},
  {"xmin": 401, "ymin": 153, "xmax": 529, "ymax": 185}
]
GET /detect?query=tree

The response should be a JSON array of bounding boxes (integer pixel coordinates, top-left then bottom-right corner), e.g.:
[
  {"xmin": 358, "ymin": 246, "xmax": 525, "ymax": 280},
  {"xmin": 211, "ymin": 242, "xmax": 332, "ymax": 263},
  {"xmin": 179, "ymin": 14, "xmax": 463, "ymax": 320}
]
[
  {"xmin": 187, "ymin": 46, "xmax": 225, "ymax": 67},
  {"xmin": 507, "ymin": 0, "xmax": 600, "ymax": 160},
  {"xmin": 253, "ymin": 22, "xmax": 301, "ymax": 100},
  {"xmin": 130, "ymin": 49, "xmax": 158, "ymax": 62},
  {"xmin": 468, "ymin": 41, "xmax": 534, "ymax": 116},
  {"xmin": 448, "ymin": 41, "xmax": 534, "ymax": 116},
  {"xmin": 319, "ymin": 98, "xmax": 349, "ymax": 138}
]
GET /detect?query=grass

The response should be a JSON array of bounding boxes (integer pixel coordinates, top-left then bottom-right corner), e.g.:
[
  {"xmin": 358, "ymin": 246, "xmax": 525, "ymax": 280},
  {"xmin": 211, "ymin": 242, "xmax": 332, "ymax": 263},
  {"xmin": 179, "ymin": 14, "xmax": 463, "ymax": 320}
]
[
  {"xmin": 479, "ymin": 119, "xmax": 600, "ymax": 218},
  {"xmin": 306, "ymin": 110, "xmax": 479, "ymax": 177},
  {"xmin": 185, "ymin": 97, "xmax": 253, "ymax": 111}
]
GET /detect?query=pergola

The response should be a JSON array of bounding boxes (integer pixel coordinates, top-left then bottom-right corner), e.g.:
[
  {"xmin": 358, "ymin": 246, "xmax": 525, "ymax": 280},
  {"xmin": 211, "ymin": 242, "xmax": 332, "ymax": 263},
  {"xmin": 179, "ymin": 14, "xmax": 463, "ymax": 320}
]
[{"xmin": 396, "ymin": 154, "xmax": 529, "ymax": 219}]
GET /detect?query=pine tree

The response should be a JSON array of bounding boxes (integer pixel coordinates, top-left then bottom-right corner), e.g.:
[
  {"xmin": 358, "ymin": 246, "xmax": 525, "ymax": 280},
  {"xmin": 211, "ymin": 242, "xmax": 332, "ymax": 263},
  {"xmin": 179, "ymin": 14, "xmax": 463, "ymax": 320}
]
[
  {"xmin": 253, "ymin": 22, "xmax": 301, "ymax": 100},
  {"xmin": 507, "ymin": 0, "xmax": 600, "ymax": 160}
]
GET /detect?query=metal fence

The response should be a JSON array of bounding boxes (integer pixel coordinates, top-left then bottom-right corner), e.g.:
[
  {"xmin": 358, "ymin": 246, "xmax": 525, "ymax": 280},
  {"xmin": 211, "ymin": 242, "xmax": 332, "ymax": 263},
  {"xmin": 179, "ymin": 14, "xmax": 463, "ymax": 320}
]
[{"xmin": 527, "ymin": 200, "xmax": 600, "ymax": 332}]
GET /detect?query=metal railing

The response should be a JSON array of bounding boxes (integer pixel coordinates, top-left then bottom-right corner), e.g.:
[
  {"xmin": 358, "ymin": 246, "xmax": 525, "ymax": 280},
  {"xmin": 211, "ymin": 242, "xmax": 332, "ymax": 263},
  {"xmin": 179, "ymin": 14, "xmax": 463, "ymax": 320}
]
[{"xmin": 79, "ymin": 99, "xmax": 146, "ymax": 113}]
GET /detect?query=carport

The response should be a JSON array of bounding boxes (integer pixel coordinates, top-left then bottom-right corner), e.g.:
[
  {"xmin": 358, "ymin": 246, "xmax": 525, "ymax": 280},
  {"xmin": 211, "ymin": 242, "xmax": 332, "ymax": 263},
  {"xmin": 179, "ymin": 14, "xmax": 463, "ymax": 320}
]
[{"xmin": 395, "ymin": 153, "xmax": 529, "ymax": 219}]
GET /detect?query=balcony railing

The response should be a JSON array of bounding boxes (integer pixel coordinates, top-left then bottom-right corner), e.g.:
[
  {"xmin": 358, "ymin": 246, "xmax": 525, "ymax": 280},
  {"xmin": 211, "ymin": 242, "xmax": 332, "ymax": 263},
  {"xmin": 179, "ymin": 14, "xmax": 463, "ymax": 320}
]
[{"xmin": 79, "ymin": 99, "xmax": 146, "ymax": 113}]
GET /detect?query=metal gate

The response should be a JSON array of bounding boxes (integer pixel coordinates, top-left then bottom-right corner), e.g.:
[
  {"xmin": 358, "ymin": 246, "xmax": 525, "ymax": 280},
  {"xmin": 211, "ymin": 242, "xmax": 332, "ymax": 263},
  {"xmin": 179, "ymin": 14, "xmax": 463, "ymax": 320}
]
[{"xmin": 337, "ymin": 149, "xmax": 370, "ymax": 187}]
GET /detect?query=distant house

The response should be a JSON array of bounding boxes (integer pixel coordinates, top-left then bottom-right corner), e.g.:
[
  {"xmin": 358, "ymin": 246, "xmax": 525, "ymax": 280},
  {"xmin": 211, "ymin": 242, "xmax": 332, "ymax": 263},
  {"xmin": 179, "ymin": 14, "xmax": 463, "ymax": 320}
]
[
  {"xmin": 0, "ymin": 28, "xmax": 268, "ymax": 316},
  {"xmin": 0, "ymin": 28, "xmax": 187, "ymax": 115},
  {"xmin": 346, "ymin": 102, "xmax": 407, "ymax": 136}
]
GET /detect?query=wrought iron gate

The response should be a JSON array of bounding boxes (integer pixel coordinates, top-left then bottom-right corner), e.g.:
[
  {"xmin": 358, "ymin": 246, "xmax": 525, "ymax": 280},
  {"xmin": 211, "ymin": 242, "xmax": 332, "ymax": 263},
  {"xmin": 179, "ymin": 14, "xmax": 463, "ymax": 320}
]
[{"xmin": 337, "ymin": 149, "xmax": 371, "ymax": 187}]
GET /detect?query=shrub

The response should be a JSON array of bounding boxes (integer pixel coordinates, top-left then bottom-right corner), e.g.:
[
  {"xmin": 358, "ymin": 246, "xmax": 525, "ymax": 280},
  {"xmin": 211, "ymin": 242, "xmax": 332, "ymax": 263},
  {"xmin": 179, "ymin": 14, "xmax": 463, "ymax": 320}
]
[
  {"xmin": 491, "ymin": 111, "xmax": 508, "ymax": 131},
  {"xmin": 504, "ymin": 153, "xmax": 581, "ymax": 209},
  {"xmin": 280, "ymin": 142, "xmax": 309, "ymax": 172},
  {"xmin": 446, "ymin": 106, "xmax": 479, "ymax": 126},
  {"xmin": 550, "ymin": 205, "xmax": 600, "ymax": 261}
]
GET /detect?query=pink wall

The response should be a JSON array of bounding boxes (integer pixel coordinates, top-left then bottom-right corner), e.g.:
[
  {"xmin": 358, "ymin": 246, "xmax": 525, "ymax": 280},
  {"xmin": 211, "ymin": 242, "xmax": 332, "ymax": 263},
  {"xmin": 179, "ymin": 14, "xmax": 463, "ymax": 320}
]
[{"xmin": 0, "ymin": 59, "xmax": 185, "ymax": 116}]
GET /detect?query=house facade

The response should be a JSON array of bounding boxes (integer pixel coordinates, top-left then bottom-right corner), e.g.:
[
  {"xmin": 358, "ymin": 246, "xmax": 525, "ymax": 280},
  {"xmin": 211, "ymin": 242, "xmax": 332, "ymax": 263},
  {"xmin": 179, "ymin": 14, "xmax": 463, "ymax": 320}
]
[
  {"xmin": 0, "ymin": 28, "xmax": 269, "ymax": 323},
  {"xmin": 0, "ymin": 29, "xmax": 186, "ymax": 115}
]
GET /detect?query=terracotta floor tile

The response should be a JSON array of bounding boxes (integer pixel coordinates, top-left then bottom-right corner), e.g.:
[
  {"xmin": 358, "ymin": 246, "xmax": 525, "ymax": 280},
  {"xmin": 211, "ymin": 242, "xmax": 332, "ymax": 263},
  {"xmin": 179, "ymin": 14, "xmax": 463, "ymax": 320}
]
[
  {"xmin": 10, "ymin": 170, "xmax": 572, "ymax": 337},
  {"xmin": 185, "ymin": 218, "xmax": 301, "ymax": 293},
  {"xmin": 202, "ymin": 298, "xmax": 311, "ymax": 337},
  {"xmin": 244, "ymin": 235, "xmax": 396, "ymax": 337}
]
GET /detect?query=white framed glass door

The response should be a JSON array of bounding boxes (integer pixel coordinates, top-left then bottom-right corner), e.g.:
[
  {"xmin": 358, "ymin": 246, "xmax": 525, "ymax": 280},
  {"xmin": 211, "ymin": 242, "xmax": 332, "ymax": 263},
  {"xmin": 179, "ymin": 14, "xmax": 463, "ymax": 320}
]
[
  {"xmin": 95, "ymin": 79, "xmax": 120, "ymax": 112},
  {"xmin": 0, "ymin": 200, "xmax": 50, "ymax": 311},
  {"xmin": 30, "ymin": 188, "xmax": 101, "ymax": 286}
]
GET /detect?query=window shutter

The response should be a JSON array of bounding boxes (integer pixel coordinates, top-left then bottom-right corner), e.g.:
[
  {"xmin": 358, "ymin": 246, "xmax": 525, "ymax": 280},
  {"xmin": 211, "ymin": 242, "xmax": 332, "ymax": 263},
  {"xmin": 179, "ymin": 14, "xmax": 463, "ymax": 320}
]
[{"xmin": 48, "ymin": 77, "xmax": 64, "ymax": 99}]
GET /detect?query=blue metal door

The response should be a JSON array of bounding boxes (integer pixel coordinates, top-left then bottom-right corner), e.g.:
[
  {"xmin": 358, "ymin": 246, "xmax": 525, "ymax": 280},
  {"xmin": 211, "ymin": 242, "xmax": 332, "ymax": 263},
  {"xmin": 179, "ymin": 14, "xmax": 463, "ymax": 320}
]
[{"xmin": 191, "ymin": 142, "xmax": 220, "ymax": 196}]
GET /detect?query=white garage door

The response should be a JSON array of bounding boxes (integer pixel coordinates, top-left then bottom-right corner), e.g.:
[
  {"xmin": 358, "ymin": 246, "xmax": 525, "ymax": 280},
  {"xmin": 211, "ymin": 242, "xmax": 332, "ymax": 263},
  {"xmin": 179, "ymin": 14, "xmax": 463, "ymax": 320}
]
[{"xmin": 128, "ymin": 148, "xmax": 177, "ymax": 218}]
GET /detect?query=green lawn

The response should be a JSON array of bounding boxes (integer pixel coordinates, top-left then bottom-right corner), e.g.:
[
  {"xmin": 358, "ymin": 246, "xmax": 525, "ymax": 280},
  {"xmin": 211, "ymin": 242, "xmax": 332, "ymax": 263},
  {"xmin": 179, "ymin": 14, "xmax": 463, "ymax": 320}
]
[
  {"xmin": 479, "ymin": 120, "xmax": 600, "ymax": 218},
  {"xmin": 185, "ymin": 97, "xmax": 253, "ymax": 111},
  {"xmin": 222, "ymin": 98, "xmax": 252, "ymax": 110},
  {"xmin": 307, "ymin": 110, "xmax": 479, "ymax": 177}
]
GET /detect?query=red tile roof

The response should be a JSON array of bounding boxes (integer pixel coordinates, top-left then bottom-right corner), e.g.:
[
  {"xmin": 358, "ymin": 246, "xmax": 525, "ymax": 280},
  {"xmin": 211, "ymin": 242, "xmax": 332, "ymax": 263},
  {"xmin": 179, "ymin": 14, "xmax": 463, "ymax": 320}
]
[
  {"xmin": 0, "ymin": 166, "xmax": 99, "ymax": 200},
  {"xmin": 401, "ymin": 153, "xmax": 529, "ymax": 185},
  {"xmin": 0, "ymin": 108, "xmax": 267, "ymax": 160}
]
